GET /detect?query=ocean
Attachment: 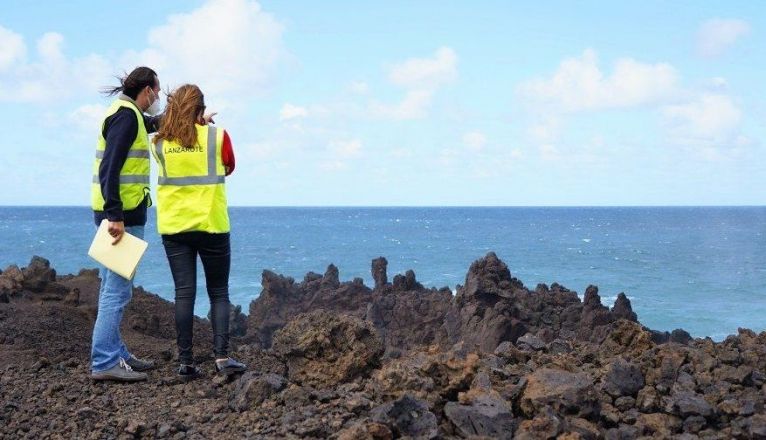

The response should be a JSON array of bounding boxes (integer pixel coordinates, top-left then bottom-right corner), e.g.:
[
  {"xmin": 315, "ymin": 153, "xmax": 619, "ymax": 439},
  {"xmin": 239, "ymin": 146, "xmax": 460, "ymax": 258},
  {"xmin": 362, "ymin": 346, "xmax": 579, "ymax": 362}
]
[{"xmin": 1, "ymin": 206, "xmax": 764, "ymax": 341}]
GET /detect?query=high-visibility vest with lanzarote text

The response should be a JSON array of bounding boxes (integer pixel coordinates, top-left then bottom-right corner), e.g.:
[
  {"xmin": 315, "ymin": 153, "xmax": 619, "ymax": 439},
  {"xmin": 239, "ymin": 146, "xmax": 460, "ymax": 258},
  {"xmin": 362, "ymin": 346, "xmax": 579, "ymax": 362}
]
[{"xmin": 151, "ymin": 124, "xmax": 229, "ymax": 234}]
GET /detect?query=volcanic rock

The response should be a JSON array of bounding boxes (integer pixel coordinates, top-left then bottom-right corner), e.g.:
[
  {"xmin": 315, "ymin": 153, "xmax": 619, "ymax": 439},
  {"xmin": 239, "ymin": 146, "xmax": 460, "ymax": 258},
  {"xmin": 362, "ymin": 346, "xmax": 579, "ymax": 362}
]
[
  {"xmin": 370, "ymin": 394, "xmax": 438, "ymax": 439},
  {"xmin": 372, "ymin": 257, "xmax": 388, "ymax": 289},
  {"xmin": 229, "ymin": 372, "xmax": 287, "ymax": 411},
  {"xmin": 272, "ymin": 310, "xmax": 383, "ymax": 387},
  {"xmin": 21, "ymin": 256, "xmax": 57, "ymax": 293}
]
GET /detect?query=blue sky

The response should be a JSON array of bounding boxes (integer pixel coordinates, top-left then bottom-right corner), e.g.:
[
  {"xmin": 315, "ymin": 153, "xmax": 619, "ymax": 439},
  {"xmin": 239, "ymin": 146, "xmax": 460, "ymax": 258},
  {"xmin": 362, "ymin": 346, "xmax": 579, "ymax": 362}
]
[{"xmin": 1, "ymin": 0, "xmax": 764, "ymax": 206}]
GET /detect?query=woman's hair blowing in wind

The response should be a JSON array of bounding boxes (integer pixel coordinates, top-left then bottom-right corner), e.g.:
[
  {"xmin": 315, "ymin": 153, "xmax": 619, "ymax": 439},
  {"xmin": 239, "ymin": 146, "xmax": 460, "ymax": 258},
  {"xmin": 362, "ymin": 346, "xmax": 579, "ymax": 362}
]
[{"xmin": 154, "ymin": 84, "xmax": 206, "ymax": 148}]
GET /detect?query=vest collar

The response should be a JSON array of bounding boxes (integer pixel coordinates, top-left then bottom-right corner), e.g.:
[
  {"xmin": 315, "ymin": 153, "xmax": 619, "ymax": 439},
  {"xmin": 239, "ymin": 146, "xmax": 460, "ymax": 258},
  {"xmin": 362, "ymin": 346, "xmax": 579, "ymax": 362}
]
[{"xmin": 118, "ymin": 93, "xmax": 143, "ymax": 112}]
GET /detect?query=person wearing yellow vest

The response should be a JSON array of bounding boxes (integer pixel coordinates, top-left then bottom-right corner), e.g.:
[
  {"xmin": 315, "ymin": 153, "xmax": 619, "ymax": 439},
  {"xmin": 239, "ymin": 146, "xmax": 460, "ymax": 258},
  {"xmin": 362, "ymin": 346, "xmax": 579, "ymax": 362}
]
[
  {"xmin": 90, "ymin": 67, "xmax": 162, "ymax": 382},
  {"xmin": 151, "ymin": 84, "xmax": 246, "ymax": 381}
]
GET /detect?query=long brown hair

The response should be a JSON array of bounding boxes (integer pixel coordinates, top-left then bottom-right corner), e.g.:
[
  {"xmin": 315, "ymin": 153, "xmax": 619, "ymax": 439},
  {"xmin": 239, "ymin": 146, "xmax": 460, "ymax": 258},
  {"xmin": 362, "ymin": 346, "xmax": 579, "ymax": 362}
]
[{"xmin": 154, "ymin": 84, "xmax": 205, "ymax": 148}]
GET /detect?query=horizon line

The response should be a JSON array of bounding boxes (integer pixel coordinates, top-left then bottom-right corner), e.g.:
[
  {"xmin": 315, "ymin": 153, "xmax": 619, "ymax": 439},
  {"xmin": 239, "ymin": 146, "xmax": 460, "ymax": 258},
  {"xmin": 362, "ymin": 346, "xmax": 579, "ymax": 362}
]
[{"xmin": 1, "ymin": 204, "xmax": 765, "ymax": 209}]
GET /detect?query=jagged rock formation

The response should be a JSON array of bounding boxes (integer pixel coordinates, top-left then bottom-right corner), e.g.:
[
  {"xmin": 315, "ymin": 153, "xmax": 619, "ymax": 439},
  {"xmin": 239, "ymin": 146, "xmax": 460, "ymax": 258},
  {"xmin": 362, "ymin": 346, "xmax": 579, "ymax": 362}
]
[
  {"xmin": 247, "ymin": 251, "xmax": 656, "ymax": 357},
  {"xmin": 1, "ymin": 253, "xmax": 765, "ymax": 438}
]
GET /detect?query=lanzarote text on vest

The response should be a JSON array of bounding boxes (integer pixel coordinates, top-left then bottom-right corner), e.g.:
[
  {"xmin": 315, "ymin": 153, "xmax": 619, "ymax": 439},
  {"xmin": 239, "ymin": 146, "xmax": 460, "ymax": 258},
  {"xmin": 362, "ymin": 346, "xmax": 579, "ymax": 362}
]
[{"xmin": 164, "ymin": 146, "xmax": 204, "ymax": 154}]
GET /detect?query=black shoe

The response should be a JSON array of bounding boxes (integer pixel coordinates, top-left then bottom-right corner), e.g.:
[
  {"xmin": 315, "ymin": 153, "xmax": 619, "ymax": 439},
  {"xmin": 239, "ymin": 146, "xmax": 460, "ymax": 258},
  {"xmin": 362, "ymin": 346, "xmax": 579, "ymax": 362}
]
[
  {"xmin": 214, "ymin": 358, "xmax": 247, "ymax": 375},
  {"xmin": 178, "ymin": 364, "xmax": 204, "ymax": 383},
  {"xmin": 125, "ymin": 354, "xmax": 156, "ymax": 372}
]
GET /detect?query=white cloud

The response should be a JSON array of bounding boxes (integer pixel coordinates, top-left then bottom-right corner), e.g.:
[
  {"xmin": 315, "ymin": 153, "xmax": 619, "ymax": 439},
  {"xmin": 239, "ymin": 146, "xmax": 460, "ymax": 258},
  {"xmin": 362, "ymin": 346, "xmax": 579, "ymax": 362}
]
[
  {"xmin": 370, "ymin": 89, "xmax": 432, "ymax": 120},
  {"xmin": 697, "ymin": 19, "xmax": 750, "ymax": 58},
  {"xmin": 319, "ymin": 160, "xmax": 347, "ymax": 171},
  {"xmin": 69, "ymin": 103, "xmax": 108, "ymax": 136},
  {"xmin": 517, "ymin": 49, "xmax": 678, "ymax": 112},
  {"xmin": 539, "ymin": 144, "xmax": 561, "ymax": 161},
  {"xmin": 121, "ymin": 0, "xmax": 286, "ymax": 105},
  {"xmin": 0, "ymin": 29, "xmax": 110, "ymax": 103},
  {"xmin": 372, "ymin": 47, "xmax": 458, "ymax": 120},
  {"xmin": 350, "ymin": 81, "xmax": 369, "ymax": 94},
  {"xmin": 518, "ymin": 48, "xmax": 755, "ymax": 161},
  {"xmin": 389, "ymin": 46, "xmax": 457, "ymax": 89},
  {"xmin": 329, "ymin": 139, "xmax": 362, "ymax": 157},
  {"xmin": 279, "ymin": 103, "xmax": 308, "ymax": 121},
  {"xmin": 463, "ymin": 131, "xmax": 486, "ymax": 152},
  {"xmin": 36, "ymin": 32, "xmax": 64, "ymax": 64},
  {"xmin": 516, "ymin": 48, "xmax": 753, "ymax": 161},
  {"xmin": 390, "ymin": 147, "xmax": 413, "ymax": 158},
  {"xmin": 705, "ymin": 76, "xmax": 728, "ymax": 91},
  {"xmin": 434, "ymin": 144, "xmax": 525, "ymax": 179},
  {"xmin": 274, "ymin": 47, "xmax": 456, "ymax": 123},
  {"xmin": 0, "ymin": 0, "xmax": 289, "ymax": 163},
  {"xmin": 437, "ymin": 148, "xmax": 459, "ymax": 166},
  {"xmin": 527, "ymin": 117, "xmax": 561, "ymax": 144},
  {"xmin": 0, "ymin": 25, "xmax": 26, "ymax": 71},
  {"xmin": 662, "ymin": 94, "xmax": 742, "ymax": 146}
]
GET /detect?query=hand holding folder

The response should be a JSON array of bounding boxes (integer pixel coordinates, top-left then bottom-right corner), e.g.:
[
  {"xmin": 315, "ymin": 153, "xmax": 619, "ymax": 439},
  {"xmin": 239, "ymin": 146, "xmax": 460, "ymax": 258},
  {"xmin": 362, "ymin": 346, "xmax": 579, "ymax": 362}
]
[{"xmin": 88, "ymin": 219, "xmax": 148, "ymax": 280}]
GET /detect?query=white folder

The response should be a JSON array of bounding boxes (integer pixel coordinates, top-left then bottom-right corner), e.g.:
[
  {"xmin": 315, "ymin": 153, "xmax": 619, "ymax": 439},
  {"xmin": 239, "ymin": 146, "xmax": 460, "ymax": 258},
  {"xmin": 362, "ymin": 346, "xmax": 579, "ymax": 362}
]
[{"xmin": 87, "ymin": 219, "xmax": 148, "ymax": 280}]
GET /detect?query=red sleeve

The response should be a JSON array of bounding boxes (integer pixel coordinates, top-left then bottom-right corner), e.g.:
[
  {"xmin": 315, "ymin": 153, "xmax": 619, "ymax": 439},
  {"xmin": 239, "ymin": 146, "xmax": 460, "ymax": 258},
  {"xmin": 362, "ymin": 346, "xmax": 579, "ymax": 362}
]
[{"xmin": 221, "ymin": 130, "xmax": 235, "ymax": 175}]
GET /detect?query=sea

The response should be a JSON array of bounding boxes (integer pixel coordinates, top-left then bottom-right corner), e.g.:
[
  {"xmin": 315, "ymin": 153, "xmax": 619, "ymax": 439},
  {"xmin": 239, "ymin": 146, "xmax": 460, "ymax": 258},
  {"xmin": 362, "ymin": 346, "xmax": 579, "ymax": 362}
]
[{"xmin": 1, "ymin": 206, "xmax": 764, "ymax": 341}]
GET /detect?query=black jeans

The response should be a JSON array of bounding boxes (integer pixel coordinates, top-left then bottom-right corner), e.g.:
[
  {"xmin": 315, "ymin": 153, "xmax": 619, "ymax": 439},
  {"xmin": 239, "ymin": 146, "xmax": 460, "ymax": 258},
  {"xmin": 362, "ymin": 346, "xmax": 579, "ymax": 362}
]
[{"xmin": 161, "ymin": 232, "xmax": 231, "ymax": 364}]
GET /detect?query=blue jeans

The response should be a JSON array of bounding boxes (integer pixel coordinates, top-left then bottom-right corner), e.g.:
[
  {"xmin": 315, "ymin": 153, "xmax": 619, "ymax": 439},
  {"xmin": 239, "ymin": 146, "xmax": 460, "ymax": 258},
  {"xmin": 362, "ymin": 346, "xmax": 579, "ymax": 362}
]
[{"xmin": 90, "ymin": 225, "xmax": 144, "ymax": 372}]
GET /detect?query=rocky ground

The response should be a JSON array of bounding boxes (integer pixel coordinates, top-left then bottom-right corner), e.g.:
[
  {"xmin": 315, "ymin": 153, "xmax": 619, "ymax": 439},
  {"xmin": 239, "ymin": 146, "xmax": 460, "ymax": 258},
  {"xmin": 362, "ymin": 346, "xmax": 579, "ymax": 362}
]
[{"xmin": 1, "ymin": 253, "xmax": 765, "ymax": 439}]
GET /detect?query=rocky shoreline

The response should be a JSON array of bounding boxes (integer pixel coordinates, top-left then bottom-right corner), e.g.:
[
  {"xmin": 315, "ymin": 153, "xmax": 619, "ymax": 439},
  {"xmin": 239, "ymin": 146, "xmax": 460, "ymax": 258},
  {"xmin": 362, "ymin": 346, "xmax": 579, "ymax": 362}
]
[{"xmin": 1, "ymin": 253, "xmax": 765, "ymax": 439}]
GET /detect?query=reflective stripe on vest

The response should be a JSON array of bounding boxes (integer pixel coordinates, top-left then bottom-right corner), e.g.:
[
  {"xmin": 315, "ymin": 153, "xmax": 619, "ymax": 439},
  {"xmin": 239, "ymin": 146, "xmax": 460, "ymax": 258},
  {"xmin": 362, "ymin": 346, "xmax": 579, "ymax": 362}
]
[
  {"xmin": 94, "ymin": 150, "xmax": 151, "ymax": 159},
  {"xmin": 91, "ymin": 175, "xmax": 151, "ymax": 184},
  {"xmin": 154, "ymin": 127, "xmax": 220, "ymax": 185}
]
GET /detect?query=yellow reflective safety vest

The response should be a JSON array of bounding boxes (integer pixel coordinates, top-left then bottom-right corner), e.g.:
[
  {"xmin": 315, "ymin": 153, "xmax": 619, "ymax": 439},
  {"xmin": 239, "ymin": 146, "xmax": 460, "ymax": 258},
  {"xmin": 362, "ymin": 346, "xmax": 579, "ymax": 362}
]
[
  {"xmin": 151, "ymin": 124, "xmax": 230, "ymax": 235},
  {"xmin": 91, "ymin": 98, "xmax": 151, "ymax": 211}
]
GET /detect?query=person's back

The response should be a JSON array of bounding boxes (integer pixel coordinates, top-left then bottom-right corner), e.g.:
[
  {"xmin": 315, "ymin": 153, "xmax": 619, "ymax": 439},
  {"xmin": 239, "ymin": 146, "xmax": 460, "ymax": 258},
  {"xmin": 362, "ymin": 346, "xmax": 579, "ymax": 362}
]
[
  {"xmin": 151, "ymin": 84, "xmax": 245, "ymax": 381},
  {"xmin": 154, "ymin": 122, "xmax": 230, "ymax": 235}
]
